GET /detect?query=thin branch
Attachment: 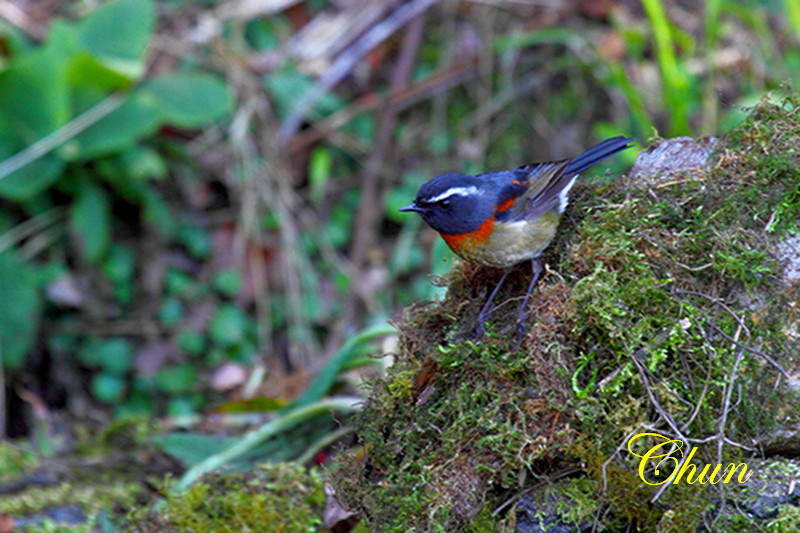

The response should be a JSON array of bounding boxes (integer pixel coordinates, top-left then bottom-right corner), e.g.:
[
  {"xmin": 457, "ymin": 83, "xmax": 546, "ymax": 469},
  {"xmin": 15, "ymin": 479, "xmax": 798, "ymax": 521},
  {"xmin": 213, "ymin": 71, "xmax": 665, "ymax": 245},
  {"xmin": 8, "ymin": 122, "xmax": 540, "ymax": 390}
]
[{"xmin": 0, "ymin": 93, "xmax": 125, "ymax": 181}]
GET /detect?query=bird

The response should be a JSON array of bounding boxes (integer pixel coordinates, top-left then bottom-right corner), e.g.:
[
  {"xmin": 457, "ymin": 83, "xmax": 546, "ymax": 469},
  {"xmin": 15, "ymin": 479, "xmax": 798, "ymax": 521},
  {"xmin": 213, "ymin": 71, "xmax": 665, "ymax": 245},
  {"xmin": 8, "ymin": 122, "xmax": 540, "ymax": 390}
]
[{"xmin": 400, "ymin": 136, "xmax": 633, "ymax": 336}]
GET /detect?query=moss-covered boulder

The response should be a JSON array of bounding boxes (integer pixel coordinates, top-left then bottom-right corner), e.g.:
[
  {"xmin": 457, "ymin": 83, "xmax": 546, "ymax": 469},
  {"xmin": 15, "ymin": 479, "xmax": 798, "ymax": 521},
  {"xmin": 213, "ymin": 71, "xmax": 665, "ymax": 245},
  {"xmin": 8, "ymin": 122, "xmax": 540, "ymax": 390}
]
[
  {"xmin": 331, "ymin": 96, "xmax": 800, "ymax": 532},
  {"xmin": 129, "ymin": 463, "xmax": 326, "ymax": 532}
]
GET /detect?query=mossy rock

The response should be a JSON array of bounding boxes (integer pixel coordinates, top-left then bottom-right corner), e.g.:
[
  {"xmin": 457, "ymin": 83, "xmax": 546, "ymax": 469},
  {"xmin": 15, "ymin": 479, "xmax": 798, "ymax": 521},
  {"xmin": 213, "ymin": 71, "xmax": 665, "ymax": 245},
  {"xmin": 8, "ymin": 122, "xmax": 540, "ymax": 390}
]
[
  {"xmin": 129, "ymin": 463, "xmax": 326, "ymax": 532},
  {"xmin": 331, "ymin": 96, "xmax": 800, "ymax": 532}
]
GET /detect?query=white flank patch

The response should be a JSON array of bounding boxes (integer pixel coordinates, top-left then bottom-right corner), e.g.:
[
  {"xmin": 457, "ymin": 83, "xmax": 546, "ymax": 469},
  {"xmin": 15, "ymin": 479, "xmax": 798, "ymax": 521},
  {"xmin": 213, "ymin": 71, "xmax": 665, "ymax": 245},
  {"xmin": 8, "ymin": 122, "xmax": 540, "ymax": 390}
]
[
  {"xmin": 427, "ymin": 185, "xmax": 479, "ymax": 203},
  {"xmin": 557, "ymin": 175, "xmax": 579, "ymax": 213}
]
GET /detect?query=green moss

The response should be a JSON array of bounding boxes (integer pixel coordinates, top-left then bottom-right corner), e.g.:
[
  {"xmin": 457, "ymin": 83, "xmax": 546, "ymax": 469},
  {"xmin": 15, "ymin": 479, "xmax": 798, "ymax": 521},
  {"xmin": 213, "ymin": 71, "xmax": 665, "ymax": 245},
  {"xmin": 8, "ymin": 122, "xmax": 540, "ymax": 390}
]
[
  {"xmin": 0, "ymin": 479, "xmax": 140, "ymax": 532},
  {"xmin": 131, "ymin": 463, "xmax": 325, "ymax": 532},
  {"xmin": 768, "ymin": 504, "xmax": 800, "ymax": 532},
  {"xmin": 0, "ymin": 442, "xmax": 38, "ymax": 483},
  {"xmin": 0, "ymin": 480, "xmax": 136, "ymax": 516},
  {"xmin": 0, "ymin": 429, "xmax": 151, "ymax": 532}
]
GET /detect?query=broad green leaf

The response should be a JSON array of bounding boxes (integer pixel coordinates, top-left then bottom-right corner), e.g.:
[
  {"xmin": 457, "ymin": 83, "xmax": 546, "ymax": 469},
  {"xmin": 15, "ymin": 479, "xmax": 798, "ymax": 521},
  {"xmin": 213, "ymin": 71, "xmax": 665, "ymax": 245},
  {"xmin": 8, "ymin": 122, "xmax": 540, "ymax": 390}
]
[
  {"xmin": 79, "ymin": 338, "xmax": 133, "ymax": 374},
  {"xmin": 172, "ymin": 397, "xmax": 360, "ymax": 492},
  {"xmin": 66, "ymin": 92, "xmax": 160, "ymax": 159},
  {"xmin": 164, "ymin": 268, "xmax": 194, "ymax": 297},
  {"xmin": 0, "ymin": 19, "xmax": 34, "ymax": 58},
  {"xmin": 167, "ymin": 396, "xmax": 199, "ymax": 417},
  {"xmin": 142, "ymin": 72, "xmax": 234, "ymax": 128},
  {"xmin": 209, "ymin": 305, "xmax": 248, "ymax": 347},
  {"xmin": 47, "ymin": 20, "xmax": 119, "ymax": 92},
  {"xmin": 79, "ymin": 0, "xmax": 154, "ymax": 79},
  {"xmin": 155, "ymin": 433, "xmax": 237, "ymax": 467},
  {"xmin": 213, "ymin": 269, "xmax": 241, "ymax": 297},
  {"xmin": 0, "ymin": 251, "xmax": 41, "ymax": 369},
  {"xmin": 141, "ymin": 188, "xmax": 176, "ymax": 237},
  {"xmin": 117, "ymin": 146, "xmax": 167, "ymax": 181},
  {"xmin": 68, "ymin": 52, "xmax": 134, "ymax": 92},
  {"xmin": 117, "ymin": 390, "xmax": 155, "ymax": 418},
  {"xmin": 91, "ymin": 373, "xmax": 126, "ymax": 403},
  {"xmin": 294, "ymin": 323, "xmax": 395, "ymax": 409},
  {"xmin": 0, "ymin": 39, "xmax": 70, "ymax": 142},
  {"xmin": 0, "ymin": 154, "xmax": 64, "ymax": 200},
  {"xmin": 178, "ymin": 225, "xmax": 210, "ymax": 258},
  {"xmin": 215, "ymin": 397, "xmax": 286, "ymax": 413},
  {"xmin": 177, "ymin": 331, "xmax": 205, "ymax": 355},
  {"xmin": 155, "ymin": 364, "xmax": 198, "ymax": 394},
  {"xmin": 158, "ymin": 297, "xmax": 183, "ymax": 326},
  {"xmin": 70, "ymin": 181, "xmax": 111, "ymax": 263},
  {"xmin": 102, "ymin": 243, "xmax": 135, "ymax": 284}
]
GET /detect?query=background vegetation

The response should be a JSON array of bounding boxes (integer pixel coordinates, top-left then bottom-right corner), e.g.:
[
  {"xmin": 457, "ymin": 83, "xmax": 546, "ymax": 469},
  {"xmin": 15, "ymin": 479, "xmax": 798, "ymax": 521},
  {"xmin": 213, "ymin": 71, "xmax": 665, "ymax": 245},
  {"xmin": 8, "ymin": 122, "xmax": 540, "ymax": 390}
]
[{"xmin": 0, "ymin": 0, "xmax": 798, "ymax": 529}]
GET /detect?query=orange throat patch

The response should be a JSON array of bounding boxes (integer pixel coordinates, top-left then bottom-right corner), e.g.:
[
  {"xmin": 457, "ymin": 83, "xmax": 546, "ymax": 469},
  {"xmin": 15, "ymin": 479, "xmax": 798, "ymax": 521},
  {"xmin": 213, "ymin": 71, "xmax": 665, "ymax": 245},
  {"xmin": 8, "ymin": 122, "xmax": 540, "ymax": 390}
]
[{"xmin": 441, "ymin": 216, "xmax": 494, "ymax": 255}]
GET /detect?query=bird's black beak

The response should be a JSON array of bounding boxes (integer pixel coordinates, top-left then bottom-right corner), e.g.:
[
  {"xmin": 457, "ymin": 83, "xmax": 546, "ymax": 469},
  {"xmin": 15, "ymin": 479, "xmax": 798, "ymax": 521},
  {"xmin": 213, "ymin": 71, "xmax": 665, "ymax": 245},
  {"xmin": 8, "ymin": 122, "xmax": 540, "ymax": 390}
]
[{"xmin": 399, "ymin": 203, "xmax": 422, "ymax": 213}]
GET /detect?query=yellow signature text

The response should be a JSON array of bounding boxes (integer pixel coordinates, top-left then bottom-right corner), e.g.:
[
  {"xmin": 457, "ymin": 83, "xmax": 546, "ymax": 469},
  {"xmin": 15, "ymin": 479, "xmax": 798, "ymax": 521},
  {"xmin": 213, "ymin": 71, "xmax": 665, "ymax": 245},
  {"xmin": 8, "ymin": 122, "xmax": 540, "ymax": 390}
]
[{"xmin": 627, "ymin": 432, "xmax": 753, "ymax": 486}]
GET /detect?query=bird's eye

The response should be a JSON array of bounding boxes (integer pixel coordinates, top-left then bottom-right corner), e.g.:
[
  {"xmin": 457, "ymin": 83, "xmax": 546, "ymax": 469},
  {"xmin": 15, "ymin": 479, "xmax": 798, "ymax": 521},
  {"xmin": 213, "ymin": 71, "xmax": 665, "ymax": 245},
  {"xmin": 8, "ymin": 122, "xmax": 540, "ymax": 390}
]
[{"xmin": 440, "ymin": 199, "xmax": 451, "ymax": 207}]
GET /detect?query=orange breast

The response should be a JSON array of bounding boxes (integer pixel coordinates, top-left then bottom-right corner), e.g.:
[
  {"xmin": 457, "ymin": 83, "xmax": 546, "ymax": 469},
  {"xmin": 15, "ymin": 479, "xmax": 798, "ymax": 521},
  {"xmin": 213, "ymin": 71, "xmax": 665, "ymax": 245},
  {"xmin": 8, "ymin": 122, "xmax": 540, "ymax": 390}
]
[
  {"xmin": 438, "ymin": 211, "xmax": 561, "ymax": 267},
  {"xmin": 441, "ymin": 216, "xmax": 494, "ymax": 254}
]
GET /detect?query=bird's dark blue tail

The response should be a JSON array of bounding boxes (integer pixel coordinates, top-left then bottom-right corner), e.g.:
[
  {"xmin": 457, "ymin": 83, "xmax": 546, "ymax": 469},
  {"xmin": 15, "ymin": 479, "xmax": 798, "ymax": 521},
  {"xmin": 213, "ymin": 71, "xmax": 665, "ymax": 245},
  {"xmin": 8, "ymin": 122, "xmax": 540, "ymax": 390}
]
[{"xmin": 566, "ymin": 136, "xmax": 633, "ymax": 175}]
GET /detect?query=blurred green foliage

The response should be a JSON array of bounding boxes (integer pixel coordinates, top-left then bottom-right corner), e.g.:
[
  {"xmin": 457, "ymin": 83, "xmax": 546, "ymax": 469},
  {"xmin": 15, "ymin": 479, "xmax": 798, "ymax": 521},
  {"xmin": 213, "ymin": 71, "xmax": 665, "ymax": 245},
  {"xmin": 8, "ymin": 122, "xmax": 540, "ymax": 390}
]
[{"xmin": 0, "ymin": 0, "xmax": 232, "ymax": 411}]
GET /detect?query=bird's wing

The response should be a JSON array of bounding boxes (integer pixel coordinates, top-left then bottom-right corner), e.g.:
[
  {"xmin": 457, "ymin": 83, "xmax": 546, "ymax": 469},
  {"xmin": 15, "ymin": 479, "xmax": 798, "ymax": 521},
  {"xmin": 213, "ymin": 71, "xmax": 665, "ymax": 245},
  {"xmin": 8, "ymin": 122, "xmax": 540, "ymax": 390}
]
[{"xmin": 489, "ymin": 160, "xmax": 573, "ymax": 221}]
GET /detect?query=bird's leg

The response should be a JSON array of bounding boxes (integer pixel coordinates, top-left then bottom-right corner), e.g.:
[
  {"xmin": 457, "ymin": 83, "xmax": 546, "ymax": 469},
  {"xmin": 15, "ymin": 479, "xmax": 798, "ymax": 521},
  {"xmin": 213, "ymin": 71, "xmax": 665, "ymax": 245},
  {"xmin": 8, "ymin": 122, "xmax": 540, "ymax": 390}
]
[
  {"xmin": 472, "ymin": 269, "xmax": 510, "ymax": 337},
  {"xmin": 515, "ymin": 259, "xmax": 542, "ymax": 336}
]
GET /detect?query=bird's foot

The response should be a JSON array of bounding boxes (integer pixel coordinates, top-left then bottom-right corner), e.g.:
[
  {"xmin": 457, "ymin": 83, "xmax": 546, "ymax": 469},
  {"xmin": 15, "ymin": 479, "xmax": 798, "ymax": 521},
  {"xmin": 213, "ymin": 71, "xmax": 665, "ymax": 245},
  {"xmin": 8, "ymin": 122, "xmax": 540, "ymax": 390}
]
[{"xmin": 512, "ymin": 313, "xmax": 530, "ymax": 346}]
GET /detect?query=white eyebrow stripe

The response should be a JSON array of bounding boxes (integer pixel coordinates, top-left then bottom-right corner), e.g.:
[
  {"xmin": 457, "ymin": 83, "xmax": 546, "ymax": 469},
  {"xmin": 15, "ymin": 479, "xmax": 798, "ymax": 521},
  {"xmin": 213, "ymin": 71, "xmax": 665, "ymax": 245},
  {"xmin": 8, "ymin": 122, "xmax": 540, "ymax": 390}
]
[{"xmin": 427, "ymin": 186, "xmax": 479, "ymax": 203}]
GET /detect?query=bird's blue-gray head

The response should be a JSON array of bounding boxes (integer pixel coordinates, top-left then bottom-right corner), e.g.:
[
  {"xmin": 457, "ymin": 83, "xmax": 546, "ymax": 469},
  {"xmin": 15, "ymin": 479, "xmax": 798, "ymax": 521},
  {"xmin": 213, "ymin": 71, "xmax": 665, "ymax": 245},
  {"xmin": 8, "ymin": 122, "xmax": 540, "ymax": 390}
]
[{"xmin": 399, "ymin": 173, "xmax": 496, "ymax": 235}]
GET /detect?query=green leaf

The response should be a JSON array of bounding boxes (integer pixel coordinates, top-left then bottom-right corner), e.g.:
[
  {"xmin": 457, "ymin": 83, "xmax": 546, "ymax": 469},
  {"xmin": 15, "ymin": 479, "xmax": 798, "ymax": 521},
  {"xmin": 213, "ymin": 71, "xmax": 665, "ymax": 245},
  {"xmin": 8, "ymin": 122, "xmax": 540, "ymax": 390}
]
[
  {"xmin": 143, "ymin": 72, "xmax": 234, "ymax": 128},
  {"xmin": 155, "ymin": 433, "xmax": 237, "ymax": 467},
  {"xmin": 158, "ymin": 297, "xmax": 184, "ymax": 326},
  {"xmin": 167, "ymin": 396, "xmax": 198, "ymax": 417},
  {"xmin": 209, "ymin": 305, "xmax": 248, "ymax": 347},
  {"xmin": 213, "ymin": 269, "xmax": 241, "ymax": 298},
  {"xmin": 142, "ymin": 188, "xmax": 176, "ymax": 238},
  {"xmin": 172, "ymin": 397, "xmax": 360, "ymax": 492},
  {"xmin": 79, "ymin": 338, "xmax": 133, "ymax": 375},
  {"xmin": 50, "ymin": 20, "xmax": 130, "ymax": 91},
  {"xmin": 117, "ymin": 146, "xmax": 167, "ymax": 181},
  {"xmin": 177, "ymin": 225, "xmax": 210, "ymax": 259},
  {"xmin": 164, "ymin": 268, "xmax": 194, "ymax": 297},
  {"xmin": 102, "ymin": 243, "xmax": 135, "ymax": 284},
  {"xmin": 0, "ymin": 19, "xmax": 34, "ymax": 58},
  {"xmin": 0, "ymin": 154, "xmax": 64, "ymax": 201},
  {"xmin": 294, "ymin": 323, "xmax": 395, "ymax": 409},
  {"xmin": 65, "ymin": 92, "xmax": 161, "ymax": 160},
  {"xmin": 155, "ymin": 364, "xmax": 198, "ymax": 394},
  {"xmin": 91, "ymin": 373, "xmax": 126, "ymax": 403},
  {"xmin": 0, "ymin": 251, "xmax": 41, "ymax": 369},
  {"xmin": 117, "ymin": 390, "xmax": 155, "ymax": 418},
  {"xmin": 78, "ymin": 0, "xmax": 154, "ymax": 79},
  {"xmin": 68, "ymin": 52, "xmax": 135, "ymax": 92},
  {"xmin": 0, "ymin": 37, "xmax": 70, "ymax": 142},
  {"xmin": 70, "ymin": 181, "xmax": 112, "ymax": 263},
  {"xmin": 177, "ymin": 330, "xmax": 205, "ymax": 355},
  {"xmin": 0, "ymin": 22, "xmax": 75, "ymax": 199}
]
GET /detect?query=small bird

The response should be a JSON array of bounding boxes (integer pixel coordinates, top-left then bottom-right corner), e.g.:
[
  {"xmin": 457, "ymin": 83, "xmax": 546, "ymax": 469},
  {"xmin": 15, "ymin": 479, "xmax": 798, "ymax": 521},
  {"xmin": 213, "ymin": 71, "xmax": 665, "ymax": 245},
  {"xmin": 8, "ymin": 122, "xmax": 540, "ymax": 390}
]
[{"xmin": 400, "ymin": 136, "xmax": 633, "ymax": 335}]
